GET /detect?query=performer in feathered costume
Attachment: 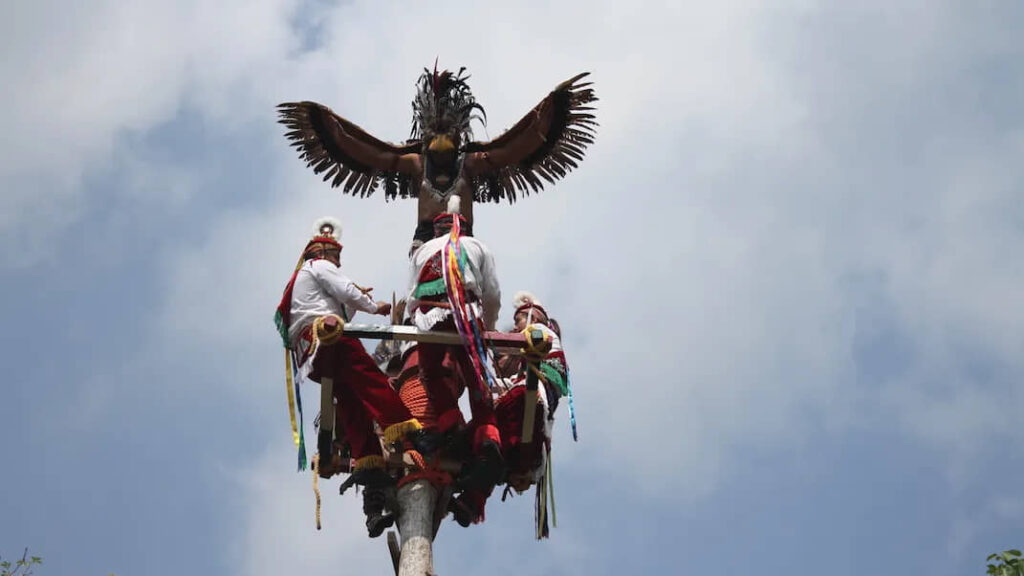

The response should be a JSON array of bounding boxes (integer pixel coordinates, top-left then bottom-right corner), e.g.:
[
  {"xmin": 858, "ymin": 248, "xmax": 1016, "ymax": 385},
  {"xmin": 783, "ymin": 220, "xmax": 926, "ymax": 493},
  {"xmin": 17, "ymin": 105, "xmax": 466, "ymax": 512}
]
[
  {"xmin": 278, "ymin": 64, "xmax": 598, "ymax": 253},
  {"xmin": 407, "ymin": 197, "xmax": 504, "ymax": 490},
  {"xmin": 274, "ymin": 218, "xmax": 432, "ymax": 537}
]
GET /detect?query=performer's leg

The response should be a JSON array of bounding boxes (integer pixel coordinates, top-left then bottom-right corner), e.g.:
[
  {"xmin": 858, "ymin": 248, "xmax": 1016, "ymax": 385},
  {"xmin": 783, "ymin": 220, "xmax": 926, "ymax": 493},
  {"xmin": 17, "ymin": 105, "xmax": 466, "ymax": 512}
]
[
  {"xmin": 418, "ymin": 342, "xmax": 465, "ymax": 433},
  {"xmin": 334, "ymin": 383, "xmax": 397, "ymax": 538},
  {"xmin": 449, "ymin": 346, "xmax": 500, "ymax": 451},
  {"xmin": 336, "ymin": 337, "xmax": 423, "ymax": 444},
  {"xmin": 494, "ymin": 387, "xmax": 546, "ymax": 475},
  {"xmin": 333, "ymin": 378, "xmax": 382, "ymax": 461}
]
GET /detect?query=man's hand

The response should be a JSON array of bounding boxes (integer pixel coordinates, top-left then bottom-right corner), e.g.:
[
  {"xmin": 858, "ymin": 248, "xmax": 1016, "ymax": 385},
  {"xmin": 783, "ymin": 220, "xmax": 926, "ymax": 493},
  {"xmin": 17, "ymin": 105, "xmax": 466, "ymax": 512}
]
[{"xmin": 374, "ymin": 301, "xmax": 392, "ymax": 316}]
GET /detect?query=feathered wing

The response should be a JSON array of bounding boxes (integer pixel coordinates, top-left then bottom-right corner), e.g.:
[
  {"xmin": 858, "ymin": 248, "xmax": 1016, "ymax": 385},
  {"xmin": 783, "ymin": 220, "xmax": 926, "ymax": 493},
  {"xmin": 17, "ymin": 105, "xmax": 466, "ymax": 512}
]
[
  {"xmin": 464, "ymin": 72, "xmax": 598, "ymax": 203},
  {"xmin": 277, "ymin": 101, "xmax": 421, "ymax": 200}
]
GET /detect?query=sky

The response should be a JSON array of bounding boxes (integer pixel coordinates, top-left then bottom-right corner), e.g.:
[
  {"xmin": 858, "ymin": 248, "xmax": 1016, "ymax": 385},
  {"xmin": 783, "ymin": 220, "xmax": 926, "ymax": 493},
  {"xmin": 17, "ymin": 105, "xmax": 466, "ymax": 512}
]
[{"xmin": 2, "ymin": 1, "xmax": 1023, "ymax": 574}]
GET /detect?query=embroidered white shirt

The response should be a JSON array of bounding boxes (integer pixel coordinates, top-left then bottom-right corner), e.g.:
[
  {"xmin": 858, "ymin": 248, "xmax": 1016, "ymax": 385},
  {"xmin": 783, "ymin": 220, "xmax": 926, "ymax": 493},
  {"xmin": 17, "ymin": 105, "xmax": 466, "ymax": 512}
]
[
  {"xmin": 407, "ymin": 235, "xmax": 501, "ymax": 330},
  {"xmin": 289, "ymin": 259, "xmax": 378, "ymax": 346}
]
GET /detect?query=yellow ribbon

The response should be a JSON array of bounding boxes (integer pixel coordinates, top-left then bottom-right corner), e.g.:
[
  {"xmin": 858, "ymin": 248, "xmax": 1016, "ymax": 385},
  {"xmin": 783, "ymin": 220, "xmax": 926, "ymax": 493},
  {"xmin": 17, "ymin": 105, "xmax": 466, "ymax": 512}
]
[
  {"xmin": 312, "ymin": 453, "xmax": 322, "ymax": 530},
  {"xmin": 285, "ymin": 350, "xmax": 300, "ymax": 447}
]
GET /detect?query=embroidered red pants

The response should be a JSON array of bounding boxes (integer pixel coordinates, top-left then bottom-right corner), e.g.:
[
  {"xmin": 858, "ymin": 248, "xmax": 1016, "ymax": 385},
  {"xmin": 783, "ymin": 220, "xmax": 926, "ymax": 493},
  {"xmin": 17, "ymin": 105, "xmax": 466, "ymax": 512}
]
[
  {"xmin": 417, "ymin": 319, "xmax": 500, "ymax": 450},
  {"xmin": 310, "ymin": 336, "xmax": 414, "ymax": 459}
]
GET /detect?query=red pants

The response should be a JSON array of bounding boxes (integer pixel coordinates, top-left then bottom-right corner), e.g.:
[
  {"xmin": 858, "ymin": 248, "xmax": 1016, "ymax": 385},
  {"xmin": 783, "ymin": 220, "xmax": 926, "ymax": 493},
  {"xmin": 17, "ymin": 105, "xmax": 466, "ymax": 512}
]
[
  {"xmin": 418, "ymin": 320, "xmax": 499, "ymax": 449},
  {"xmin": 310, "ymin": 336, "xmax": 414, "ymax": 459},
  {"xmin": 494, "ymin": 386, "xmax": 547, "ymax": 474},
  {"xmin": 456, "ymin": 387, "xmax": 547, "ymax": 524}
]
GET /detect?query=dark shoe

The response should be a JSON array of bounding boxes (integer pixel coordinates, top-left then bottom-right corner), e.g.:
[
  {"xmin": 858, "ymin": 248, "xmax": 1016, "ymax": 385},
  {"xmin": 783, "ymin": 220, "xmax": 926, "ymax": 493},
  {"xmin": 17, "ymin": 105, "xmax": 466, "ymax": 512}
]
[
  {"xmin": 363, "ymin": 485, "xmax": 396, "ymax": 538},
  {"xmin": 339, "ymin": 467, "xmax": 395, "ymax": 496},
  {"xmin": 459, "ymin": 440, "xmax": 506, "ymax": 492},
  {"xmin": 406, "ymin": 428, "xmax": 445, "ymax": 455},
  {"xmin": 317, "ymin": 430, "xmax": 334, "ymax": 469},
  {"xmin": 448, "ymin": 494, "xmax": 479, "ymax": 528}
]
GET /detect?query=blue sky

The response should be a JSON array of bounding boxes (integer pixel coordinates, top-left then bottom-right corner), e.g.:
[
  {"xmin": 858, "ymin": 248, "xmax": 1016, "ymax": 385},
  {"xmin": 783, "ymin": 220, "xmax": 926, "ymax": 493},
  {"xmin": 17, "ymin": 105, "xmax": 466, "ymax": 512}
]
[{"xmin": 2, "ymin": 1, "xmax": 1023, "ymax": 575}]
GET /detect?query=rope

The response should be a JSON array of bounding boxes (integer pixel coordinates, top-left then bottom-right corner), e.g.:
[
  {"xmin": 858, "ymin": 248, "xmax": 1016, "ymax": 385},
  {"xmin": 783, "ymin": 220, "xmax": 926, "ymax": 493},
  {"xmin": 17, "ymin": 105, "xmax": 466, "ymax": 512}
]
[
  {"xmin": 396, "ymin": 449, "xmax": 453, "ymax": 489},
  {"xmin": 398, "ymin": 469, "xmax": 453, "ymax": 490},
  {"xmin": 312, "ymin": 453, "xmax": 322, "ymax": 530},
  {"xmin": 521, "ymin": 325, "xmax": 551, "ymax": 362},
  {"xmin": 398, "ymin": 377, "xmax": 438, "ymax": 428},
  {"xmin": 312, "ymin": 315, "xmax": 344, "ymax": 345}
]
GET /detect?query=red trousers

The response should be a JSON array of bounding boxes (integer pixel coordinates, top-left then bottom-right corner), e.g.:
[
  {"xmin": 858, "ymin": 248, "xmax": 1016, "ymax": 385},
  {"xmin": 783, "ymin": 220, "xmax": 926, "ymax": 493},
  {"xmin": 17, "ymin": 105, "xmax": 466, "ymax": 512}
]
[
  {"xmin": 494, "ymin": 386, "xmax": 547, "ymax": 474},
  {"xmin": 457, "ymin": 386, "xmax": 548, "ymax": 523},
  {"xmin": 418, "ymin": 320, "xmax": 499, "ymax": 449},
  {"xmin": 310, "ymin": 336, "xmax": 414, "ymax": 459}
]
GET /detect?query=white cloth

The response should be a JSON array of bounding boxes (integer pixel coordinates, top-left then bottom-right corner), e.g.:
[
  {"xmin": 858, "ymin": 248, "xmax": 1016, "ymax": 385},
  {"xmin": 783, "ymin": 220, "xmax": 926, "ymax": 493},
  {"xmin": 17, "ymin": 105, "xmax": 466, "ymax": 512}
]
[
  {"xmin": 407, "ymin": 234, "xmax": 501, "ymax": 331},
  {"xmin": 288, "ymin": 259, "xmax": 378, "ymax": 346}
]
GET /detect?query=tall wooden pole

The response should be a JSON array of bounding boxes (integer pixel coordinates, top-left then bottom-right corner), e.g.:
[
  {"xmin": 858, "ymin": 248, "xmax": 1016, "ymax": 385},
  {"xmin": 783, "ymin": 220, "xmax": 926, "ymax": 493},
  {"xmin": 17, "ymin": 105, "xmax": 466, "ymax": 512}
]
[{"xmin": 396, "ymin": 479, "xmax": 437, "ymax": 576}]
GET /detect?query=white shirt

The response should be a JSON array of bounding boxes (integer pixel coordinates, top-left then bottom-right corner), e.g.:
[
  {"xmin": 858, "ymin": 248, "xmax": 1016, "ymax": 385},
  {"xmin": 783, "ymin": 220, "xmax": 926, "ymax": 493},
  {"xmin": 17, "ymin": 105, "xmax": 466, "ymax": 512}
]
[
  {"xmin": 288, "ymin": 259, "xmax": 378, "ymax": 346},
  {"xmin": 407, "ymin": 234, "xmax": 501, "ymax": 330}
]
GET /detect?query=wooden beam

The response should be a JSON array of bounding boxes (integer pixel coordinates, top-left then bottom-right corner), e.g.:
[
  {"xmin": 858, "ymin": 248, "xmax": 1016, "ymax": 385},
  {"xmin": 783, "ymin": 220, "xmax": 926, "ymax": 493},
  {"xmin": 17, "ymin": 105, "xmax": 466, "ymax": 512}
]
[
  {"xmin": 342, "ymin": 323, "xmax": 527, "ymax": 349},
  {"xmin": 387, "ymin": 531, "xmax": 400, "ymax": 576}
]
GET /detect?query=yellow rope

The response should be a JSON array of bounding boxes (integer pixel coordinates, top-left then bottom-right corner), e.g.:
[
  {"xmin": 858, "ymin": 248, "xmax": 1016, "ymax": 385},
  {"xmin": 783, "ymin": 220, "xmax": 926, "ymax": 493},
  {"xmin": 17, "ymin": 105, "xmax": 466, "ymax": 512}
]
[
  {"xmin": 313, "ymin": 314, "xmax": 344, "ymax": 345},
  {"xmin": 521, "ymin": 324, "xmax": 551, "ymax": 362},
  {"xmin": 312, "ymin": 453, "xmax": 322, "ymax": 530}
]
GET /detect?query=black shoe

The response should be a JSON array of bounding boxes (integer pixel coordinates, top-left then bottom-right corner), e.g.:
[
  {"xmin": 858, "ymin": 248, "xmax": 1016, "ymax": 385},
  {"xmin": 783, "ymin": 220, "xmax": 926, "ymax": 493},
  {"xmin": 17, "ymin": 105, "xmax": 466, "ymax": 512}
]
[
  {"xmin": 363, "ymin": 485, "xmax": 396, "ymax": 538},
  {"xmin": 339, "ymin": 467, "xmax": 395, "ymax": 496},
  {"xmin": 366, "ymin": 511, "xmax": 395, "ymax": 538},
  {"xmin": 317, "ymin": 430, "xmax": 334, "ymax": 469},
  {"xmin": 459, "ymin": 440, "xmax": 506, "ymax": 492},
  {"xmin": 406, "ymin": 428, "xmax": 445, "ymax": 455},
  {"xmin": 448, "ymin": 494, "xmax": 478, "ymax": 528}
]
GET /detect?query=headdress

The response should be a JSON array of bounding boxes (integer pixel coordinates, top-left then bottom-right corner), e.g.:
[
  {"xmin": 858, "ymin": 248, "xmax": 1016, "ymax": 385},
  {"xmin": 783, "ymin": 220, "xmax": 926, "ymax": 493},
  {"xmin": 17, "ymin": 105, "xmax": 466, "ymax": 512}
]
[
  {"xmin": 303, "ymin": 217, "xmax": 342, "ymax": 256},
  {"xmin": 411, "ymin": 62, "xmax": 487, "ymax": 145},
  {"xmin": 513, "ymin": 291, "xmax": 549, "ymax": 325}
]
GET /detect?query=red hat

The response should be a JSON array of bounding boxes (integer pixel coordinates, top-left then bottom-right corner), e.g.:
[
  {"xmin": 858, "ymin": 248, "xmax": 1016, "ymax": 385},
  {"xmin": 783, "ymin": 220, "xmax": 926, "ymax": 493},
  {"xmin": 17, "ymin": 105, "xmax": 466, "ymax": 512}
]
[
  {"xmin": 303, "ymin": 217, "xmax": 342, "ymax": 256},
  {"xmin": 513, "ymin": 291, "xmax": 549, "ymax": 323}
]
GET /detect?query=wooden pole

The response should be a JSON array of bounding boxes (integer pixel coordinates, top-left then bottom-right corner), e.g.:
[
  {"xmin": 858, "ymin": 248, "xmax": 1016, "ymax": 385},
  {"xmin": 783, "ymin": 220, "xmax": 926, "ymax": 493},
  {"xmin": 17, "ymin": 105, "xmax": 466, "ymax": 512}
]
[
  {"xmin": 396, "ymin": 479, "xmax": 437, "ymax": 576},
  {"xmin": 521, "ymin": 328, "xmax": 550, "ymax": 444}
]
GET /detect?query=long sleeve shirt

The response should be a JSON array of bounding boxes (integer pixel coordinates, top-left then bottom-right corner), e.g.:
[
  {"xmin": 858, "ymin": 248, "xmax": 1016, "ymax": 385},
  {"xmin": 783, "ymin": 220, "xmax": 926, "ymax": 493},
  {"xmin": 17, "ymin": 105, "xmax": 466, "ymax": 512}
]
[
  {"xmin": 288, "ymin": 259, "xmax": 378, "ymax": 346},
  {"xmin": 407, "ymin": 235, "xmax": 501, "ymax": 330}
]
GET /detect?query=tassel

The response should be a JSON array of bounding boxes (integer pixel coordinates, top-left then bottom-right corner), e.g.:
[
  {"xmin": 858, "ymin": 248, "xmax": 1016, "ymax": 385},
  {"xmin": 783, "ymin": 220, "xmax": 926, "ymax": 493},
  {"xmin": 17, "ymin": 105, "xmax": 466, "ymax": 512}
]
[
  {"xmin": 566, "ymin": 364, "xmax": 578, "ymax": 442},
  {"xmin": 547, "ymin": 447, "xmax": 557, "ymax": 528},
  {"xmin": 382, "ymin": 418, "xmax": 423, "ymax": 444},
  {"xmin": 535, "ymin": 471, "xmax": 549, "ymax": 539},
  {"xmin": 294, "ymin": 350, "xmax": 308, "ymax": 471}
]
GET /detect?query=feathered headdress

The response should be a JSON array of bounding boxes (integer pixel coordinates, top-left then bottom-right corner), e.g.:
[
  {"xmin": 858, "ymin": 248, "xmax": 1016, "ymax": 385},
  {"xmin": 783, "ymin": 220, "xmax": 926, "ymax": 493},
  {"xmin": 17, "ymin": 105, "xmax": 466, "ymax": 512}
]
[
  {"xmin": 514, "ymin": 291, "xmax": 549, "ymax": 321},
  {"xmin": 410, "ymin": 62, "xmax": 487, "ymax": 144},
  {"xmin": 309, "ymin": 217, "xmax": 342, "ymax": 247}
]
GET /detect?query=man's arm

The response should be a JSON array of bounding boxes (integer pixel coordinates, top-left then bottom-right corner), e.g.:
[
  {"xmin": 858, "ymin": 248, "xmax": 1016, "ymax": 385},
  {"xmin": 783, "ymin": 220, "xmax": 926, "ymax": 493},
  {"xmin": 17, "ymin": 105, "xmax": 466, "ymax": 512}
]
[{"xmin": 311, "ymin": 260, "xmax": 385, "ymax": 315}]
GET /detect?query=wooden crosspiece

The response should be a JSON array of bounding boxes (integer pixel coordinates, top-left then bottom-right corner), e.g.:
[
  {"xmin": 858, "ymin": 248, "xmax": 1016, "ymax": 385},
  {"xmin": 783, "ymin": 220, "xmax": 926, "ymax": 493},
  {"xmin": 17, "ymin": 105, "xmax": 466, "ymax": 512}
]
[{"xmin": 340, "ymin": 323, "xmax": 529, "ymax": 349}]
